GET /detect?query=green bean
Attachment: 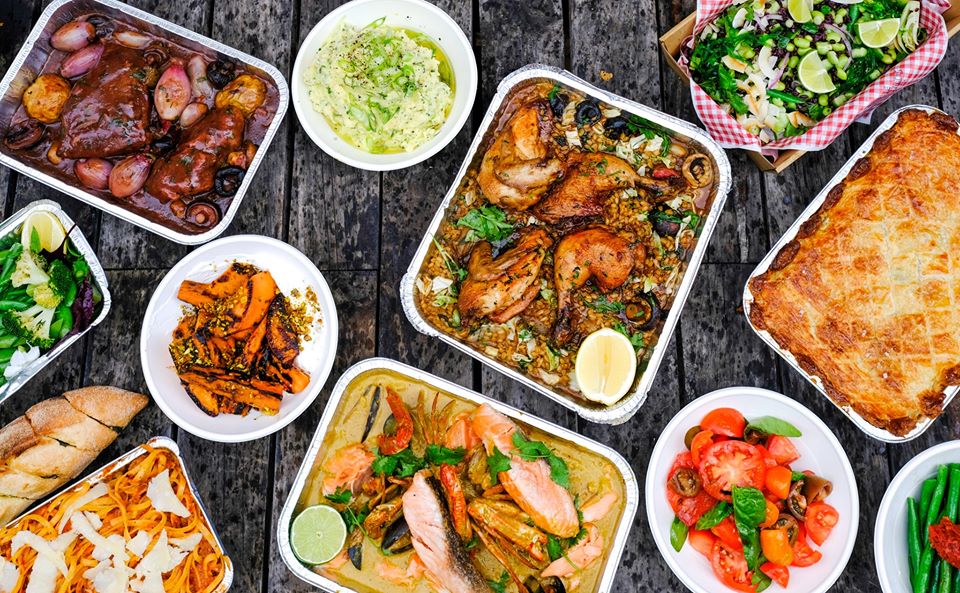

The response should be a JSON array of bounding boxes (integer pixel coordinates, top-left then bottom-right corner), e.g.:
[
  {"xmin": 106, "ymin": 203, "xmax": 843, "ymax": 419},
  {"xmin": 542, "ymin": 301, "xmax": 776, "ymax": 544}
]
[
  {"xmin": 941, "ymin": 564, "xmax": 954, "ymax": 593},
  {"xmin": 954, "ymin": 564, "xmax": 960, "ymax": 591},
  {"xmin": 0, "ymin": 300, "xmax": 27, "ymax": 311},
  {"xmin": 927, "ymin": 466, "xmax": 951, "ymax": 544},
  {"xmin": 0, "ymin": 349, "xmax": 14, "ymax": 366},
  {"xmin": 0, "ymin": 336, "xmax": 19, "ymax": 349},
  {"xmin": 943, "ymin": 468, "xmax": 960, "ymax": 522},
  {"xmin": 918, "ymin": 548, "xmax": 936, "ymax": 593},
  {"xmin": 910, "ymin": 498, "xmax": 922, "ymax": 580},
  {"xmin": 922, "ymin": 479, "xmax": 938, "ymax": 523}
]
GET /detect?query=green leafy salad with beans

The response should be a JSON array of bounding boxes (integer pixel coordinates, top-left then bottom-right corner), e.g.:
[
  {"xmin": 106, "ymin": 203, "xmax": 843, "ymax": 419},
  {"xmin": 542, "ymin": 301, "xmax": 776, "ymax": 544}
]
[
  {"xmin": 687, "ymin": 0, "xmax": 925, "ymax": 142},
  {"xmin": 0, "ymin": 216, "xmax": 101, "ymax": 386}
]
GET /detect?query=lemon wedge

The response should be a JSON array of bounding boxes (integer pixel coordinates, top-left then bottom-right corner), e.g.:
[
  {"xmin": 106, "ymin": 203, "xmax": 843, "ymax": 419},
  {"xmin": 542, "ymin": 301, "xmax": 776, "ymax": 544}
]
[
  {"xmin": 798, "ymin": 52, "xmax": 836, "ymax": 94},
  {"xmin": 858, "ymin": 18, "xmax": 901, "ymax": 48},
  {"xmin": 290, "ymin": 505, "xmax": 346, "ymax": 565},
  {"xmin": 788, "ymin": 0, "xmax": 814, "ymax": 23},
  {"xmin": 575, "ymin": 328, "xmax": 637, "ymax": 406},
  {"xmin": 20, "ymin": 211, "xmax": 67, "ymax": 253}
]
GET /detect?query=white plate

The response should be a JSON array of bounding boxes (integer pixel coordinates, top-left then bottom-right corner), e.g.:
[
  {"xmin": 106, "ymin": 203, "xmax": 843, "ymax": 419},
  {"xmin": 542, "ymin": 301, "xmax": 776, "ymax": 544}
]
[
  {"xmin": 291, "ymin": 0, "xmax": 477, "ymax": 171},
  {"xmin": 875, "ymin": 441, "xmax": 960, "ymax": 592},
  {"xmin": 646, "ymin": 387, "xmax": 859, "ymax": 593},
  {"xmin": 140, "ymin": 235, "xmax": 339, "ymax": 442}
]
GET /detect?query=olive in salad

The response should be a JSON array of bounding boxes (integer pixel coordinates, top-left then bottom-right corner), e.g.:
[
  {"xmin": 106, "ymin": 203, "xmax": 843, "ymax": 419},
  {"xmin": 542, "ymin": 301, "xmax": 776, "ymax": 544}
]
[
  {"xmin": 0, "ymin": 212, "xmax": 101, "ymax": 385},
  {"xmin": 667, "ymin": 407, "xmax": 839, "ymax": 591},
  {"xmin": 687, "ymin": 0, "xmax": 925, "ymax": 142}
]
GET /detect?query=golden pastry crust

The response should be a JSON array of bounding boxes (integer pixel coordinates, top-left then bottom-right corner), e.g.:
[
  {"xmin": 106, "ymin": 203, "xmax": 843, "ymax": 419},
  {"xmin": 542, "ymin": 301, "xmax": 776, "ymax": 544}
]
[{"xmin": 749, "ymin": 109, "xmax": 960, "ymax": 436}]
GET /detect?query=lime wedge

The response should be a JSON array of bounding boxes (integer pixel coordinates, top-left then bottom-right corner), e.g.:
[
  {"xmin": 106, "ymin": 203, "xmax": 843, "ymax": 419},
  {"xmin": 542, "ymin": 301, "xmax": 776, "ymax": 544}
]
[
  {"xmin": 858, "ymin": 18, "xmax": 901, "ymax": 48},
  {"xmin": 798, "ymin": 52, "xmax": 837, "ymax": 94},
  {"xmin": 20, "ymin": 211, "xmax": 66, "ymax": 253},
  {"xmin": 290, "ymin": 505, "xmax": 346, "ymax": 565},
  {"xmin": 788, "ymin": 0, "xmax": 814, "ymax": 23},
  {"xmin": 575, "ymin": 328, "xmax": 637, "ymax": 406}
]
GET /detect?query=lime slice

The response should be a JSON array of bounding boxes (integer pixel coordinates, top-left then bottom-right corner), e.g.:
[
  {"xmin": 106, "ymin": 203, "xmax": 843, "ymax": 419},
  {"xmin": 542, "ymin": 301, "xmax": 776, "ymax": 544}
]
[
  {"xmin": 290, "ymin": 505, "xmax": 346, "ymax": 565},
  {"xmin": 788, "ymin": 0, "xmax": 814, "ymax": 23},
  {"xmin": 20, "ymin": 211, "xmax": 66, "ymax": 253},
  {"xmin": 575, "ymin": 328, "xmax": 637, "ymax": 406},
  {"xmin": 858, "ymin": 18, "xmax": 901, "ymax": 48},
  {"xmin": 798, "ymin": 52, "xmax": 836, "ymax": 94}
]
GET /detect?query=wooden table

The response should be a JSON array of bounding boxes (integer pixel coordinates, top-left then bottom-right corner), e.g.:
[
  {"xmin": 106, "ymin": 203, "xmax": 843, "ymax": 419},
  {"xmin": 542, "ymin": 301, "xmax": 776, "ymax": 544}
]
[{"xmin": 1, "ymin": 0, "xmax": 958, "ymax": 591}]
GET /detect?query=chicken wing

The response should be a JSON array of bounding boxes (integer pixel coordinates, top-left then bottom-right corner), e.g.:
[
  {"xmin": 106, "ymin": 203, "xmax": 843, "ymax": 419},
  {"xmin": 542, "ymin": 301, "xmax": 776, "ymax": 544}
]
[
  {"xmin": 477, "ymin": 103, "xmax": 563, "ymax": 211},
  {"xmin": 458, "ymin": 228, "xmax": 553, "ymax": 324},
  {"xmin": 553, "ymin": 227, "xmax": 637, "ymax": 345},
  {"xmin": 533, "ymin": 153, "xmax": 640, "ymax": 224}
]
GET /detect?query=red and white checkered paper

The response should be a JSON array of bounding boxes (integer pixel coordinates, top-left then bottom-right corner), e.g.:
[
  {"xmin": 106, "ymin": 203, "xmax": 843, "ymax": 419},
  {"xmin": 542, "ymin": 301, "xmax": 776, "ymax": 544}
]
[{"xmin": 677, "ymin": 0, "xmax": 949, "ymax": 155}]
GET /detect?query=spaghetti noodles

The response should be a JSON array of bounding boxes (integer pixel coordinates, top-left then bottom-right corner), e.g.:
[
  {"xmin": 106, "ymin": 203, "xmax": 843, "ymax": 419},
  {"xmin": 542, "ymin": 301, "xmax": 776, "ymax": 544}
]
[{"xmin": 0, "ymin": 445, "xmax": 228, "ymax": 593}]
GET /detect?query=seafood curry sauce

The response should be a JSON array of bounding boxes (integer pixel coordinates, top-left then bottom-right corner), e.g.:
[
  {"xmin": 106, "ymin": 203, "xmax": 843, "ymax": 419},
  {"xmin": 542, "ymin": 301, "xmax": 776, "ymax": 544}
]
[
  {"xmin": 1, "ymin": 12, "xmax": 280, "ymax": 235},
  {"xmin": 414, "ymin": 81, "xmax": 718, "ymax": 406},
  {"xmin": 298, "ymin": 369, "xmax": 627, "ymax": 593}
]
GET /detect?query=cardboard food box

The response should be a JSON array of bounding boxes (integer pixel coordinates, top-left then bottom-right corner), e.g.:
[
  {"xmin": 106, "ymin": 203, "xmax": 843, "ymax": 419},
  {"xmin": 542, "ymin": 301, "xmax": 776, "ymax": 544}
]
[{"xmin": 659, "ymin": 3, "xmax": 960, "ymax": 173}]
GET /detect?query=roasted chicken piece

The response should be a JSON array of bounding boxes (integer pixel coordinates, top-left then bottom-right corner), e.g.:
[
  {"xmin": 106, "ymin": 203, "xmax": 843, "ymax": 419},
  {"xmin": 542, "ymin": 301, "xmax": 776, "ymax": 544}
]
[
  {"xmin": 533, "ymin": 153, "xmax": 640, "ymax": 224},
  {"xmin": 145, "ymin": 107, "xmax": 245, "ymax": 203},
  {"xmin": 458, "ymin": 228, "xmax": 553, "ymax": 324},
  {"xmin": 477, "ymin": 102, "xmax": 563, "ymax": 211},
  {"xmin": 59, "ymin": 45, "xmax": 153, "ymax": 158},
  {"xmin": 553, "ymin": 226, "xmax": 638, "ymax": 345}
]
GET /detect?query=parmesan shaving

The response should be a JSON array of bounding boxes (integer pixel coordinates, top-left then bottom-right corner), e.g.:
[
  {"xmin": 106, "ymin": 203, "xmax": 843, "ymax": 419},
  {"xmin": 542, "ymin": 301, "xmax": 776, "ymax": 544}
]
[
  {"xmin": 56, "ymin": 482, "xmax": 109, "ymax": 532},
  {"xmin": 146, "ymin": 470, "xmax": 190, "ymax": 518}
]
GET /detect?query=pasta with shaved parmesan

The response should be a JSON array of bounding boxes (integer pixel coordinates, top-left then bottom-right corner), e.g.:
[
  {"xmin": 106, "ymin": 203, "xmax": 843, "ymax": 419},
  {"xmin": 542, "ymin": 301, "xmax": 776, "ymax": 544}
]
[{"xmin": 0, "ymin": 445, "xmax": 229, "ymax": 593}]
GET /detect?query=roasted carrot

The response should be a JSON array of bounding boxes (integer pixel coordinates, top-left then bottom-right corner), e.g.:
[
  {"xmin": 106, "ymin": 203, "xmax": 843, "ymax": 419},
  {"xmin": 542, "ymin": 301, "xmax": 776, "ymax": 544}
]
[
  {"xmin": 230, "ymin": 271, "xmax": 278, "ymax": 334},
  {"xmin": 182, "ymin": 382, "xmax": 220, "ymax": 417},
  {"xmin": 266, "ymin": 298, "xmax": 299, "ymax": 365},
  {"xmin": 179, "ymin": 372, "xmax": 282, "ymax": 415},
  {"xmin": 287, "ymin": 366, "xmax": 310, "ymax": 394}
]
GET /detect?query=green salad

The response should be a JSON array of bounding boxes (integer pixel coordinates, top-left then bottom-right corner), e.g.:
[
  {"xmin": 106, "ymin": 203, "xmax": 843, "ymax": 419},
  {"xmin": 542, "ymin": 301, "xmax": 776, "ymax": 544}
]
[{"xmin": 688, "ymin": 0, "xmax": 924, "ymax": 142}]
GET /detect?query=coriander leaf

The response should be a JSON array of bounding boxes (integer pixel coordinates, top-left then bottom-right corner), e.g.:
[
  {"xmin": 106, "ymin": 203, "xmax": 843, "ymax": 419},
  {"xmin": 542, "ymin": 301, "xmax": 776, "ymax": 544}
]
[
  {"xmin": 372, "ymin": 448, "xmax": 425, "ymax": 478},
  {"xmin": 695, "ymin": 501, "xmax": 732, "ymax": 530},
  {"xmin": 745, "ymin": 416, "xmax": 802, "ymax": 438},
  {"xmin": 455, "ymin": 206, "xmax": 515, "ymax": 243},
  {"xmin": 585, "ymin": 295, "xmax": 625, "ymax": 314},
  {"xmin": 670, "ymin": 516, "xmax": 689, "ymax": 552},
  {"xmin": 324, "ymin": 489, "xmax": 352, "ymax": 505},
  {"xmin": 464, "ymin": 534, "xmax": 479, "ymax": 550},
  {"xmin": 488, "ymin": 571, "xmax": 509, "ymax": 593},
  {"xmin": 488, "ymin": 446, "xmax": 512, "ymax": 484},
  {"xmin": 425, "ymin": 444, "xmax": 466, "ymax": 466},
  {"xmin": 371, "ymin": 452, "xmax": 397, "ymax": 476},
  {"xmin": 431, "ymin": 237, "xmax": 467, "ymax": 283},
  {"xmin": 546, "ymin": 454, "xmax": 571, "ymax": 489},
  {"xmin": 547, "ymin": 534, "xmax": 563, "ymax": 561},
  {"xmin": 613, "ymin": 322, "xmax": 644, "ymax": 350},
  {"xmin": 511, "ymin": 432, "xmax": 571, "ymax": 488}
]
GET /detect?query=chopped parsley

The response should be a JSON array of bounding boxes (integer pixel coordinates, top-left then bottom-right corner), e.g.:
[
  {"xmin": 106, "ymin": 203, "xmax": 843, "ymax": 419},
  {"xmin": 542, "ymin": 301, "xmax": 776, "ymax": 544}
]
[
  {"xmin": 613, "ymin": 322, "xmax": 645, "ymax": 351},
  {"xmin": 586, "ymin": 295, "xmax": 625, "ymax": 314}
]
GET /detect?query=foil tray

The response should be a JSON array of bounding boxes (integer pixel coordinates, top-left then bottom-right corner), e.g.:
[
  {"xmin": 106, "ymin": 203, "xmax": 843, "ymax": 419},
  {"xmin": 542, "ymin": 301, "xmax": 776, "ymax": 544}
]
[
  {"xmin": 276, "ymin": 357, "xmax": 640, "ymax": 593},
  {"xmin": 0, "ymin": 199, "xmax": 110, "ymax": 404},
  {"xmin": 4, "ymin": 435, "xmax": 234, "ymax": 592},
  {"xmin": 400, "ymin": 63, "xmax": 733, "ymax": 425},
  {"xmin": 743, "ymin": 104, "xmax": 958, "ymax": 443},
  {"xmin": 0, "ymin": 0, "xmax": 289, "ymax": 245}
]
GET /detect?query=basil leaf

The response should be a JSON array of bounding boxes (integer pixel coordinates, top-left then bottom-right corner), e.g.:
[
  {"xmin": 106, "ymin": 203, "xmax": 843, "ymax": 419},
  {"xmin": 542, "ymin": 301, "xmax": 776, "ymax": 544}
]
[
  {"xmin": 670, "ymin": 516, "xmax": 689, "ymax": 552},
  {"xmin": 488, "ymin": 446, "xmax": 512, "ymax": 484},
  {"xmin": 695, "ymin": 501, "xmax": 732, "ymax": 530},
  {"xmin": 752, "ymin": 568, "xmax": 772, "ymax": 591},
  {"xmin": 735, "ymin": 515, "xmax": 761, "ymax": 571},
  {"xmin": 732, "ymin": 486, "xmax": 767, "ymax": 527},
  {"xmin": 792, "ymin": 470, "xmax": 808, "ymax": 482},
  {"xmin": 746, "ymin": 416, "xmax": 802, "ymax": 437}
]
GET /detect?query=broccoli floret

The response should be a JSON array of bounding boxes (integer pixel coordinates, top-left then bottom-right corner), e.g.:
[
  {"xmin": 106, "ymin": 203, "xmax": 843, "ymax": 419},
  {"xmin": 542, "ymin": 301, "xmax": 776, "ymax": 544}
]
[
  {"xmin": 10, "ymin": 250, "xmax": 49, "ymax": 288},
  {"xmin": 30, "ymin": 260, "xmax": 75, "ymax": 309},
  {"xmin": 1, "ymin": 305, "xmax": 56, "ymax": 349}
]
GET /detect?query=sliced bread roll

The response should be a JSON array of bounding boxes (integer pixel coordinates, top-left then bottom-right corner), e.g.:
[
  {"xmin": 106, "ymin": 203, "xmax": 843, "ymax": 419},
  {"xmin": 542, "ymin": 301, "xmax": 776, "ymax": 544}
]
[{"xmin": 0, "ymin": 386, "xmax": 148, "ymax": 523}]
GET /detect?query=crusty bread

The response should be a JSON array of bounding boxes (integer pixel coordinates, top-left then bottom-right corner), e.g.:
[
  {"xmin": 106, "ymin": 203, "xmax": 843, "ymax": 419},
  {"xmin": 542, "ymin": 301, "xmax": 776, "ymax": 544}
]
[{"xmin": 0, "ymin": 386, "xmax": 148, "ymax": 523}]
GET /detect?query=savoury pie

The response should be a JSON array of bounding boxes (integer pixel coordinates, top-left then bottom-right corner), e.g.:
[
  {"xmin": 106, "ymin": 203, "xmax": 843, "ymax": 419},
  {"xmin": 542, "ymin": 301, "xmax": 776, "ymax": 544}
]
[{"xmin": 748, "ymin": 109, "xmax": 960, "ymax": 436}]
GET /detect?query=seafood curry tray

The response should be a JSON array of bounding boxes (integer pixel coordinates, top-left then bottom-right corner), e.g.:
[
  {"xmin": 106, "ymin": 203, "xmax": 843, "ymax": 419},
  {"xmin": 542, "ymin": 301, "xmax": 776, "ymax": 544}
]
[
  {"xmin": 0, "ymin": 0, "xmax": 288, "ymax": 244},
  {"xmin": 401, "ymin": 65, "xmax": 732, "ymax": 424},
  {"xmin": 278, "ymin": 357, "xmax": 639, "ymax": 593}
]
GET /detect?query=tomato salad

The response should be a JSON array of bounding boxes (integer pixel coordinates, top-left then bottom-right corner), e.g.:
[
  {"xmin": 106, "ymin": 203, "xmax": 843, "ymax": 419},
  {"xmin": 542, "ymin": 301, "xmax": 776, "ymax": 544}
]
[{"xmin": 666, "ymin": 407, "xmax": 840, "ymax": 591}]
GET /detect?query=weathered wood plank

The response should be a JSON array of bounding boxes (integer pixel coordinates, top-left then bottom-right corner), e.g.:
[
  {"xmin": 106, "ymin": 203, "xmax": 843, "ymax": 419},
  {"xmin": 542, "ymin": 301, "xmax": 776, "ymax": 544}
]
[
  {"xmin": 94, "ymin": 0, "xmax": 210, "ymax": 269},
  {"xmin": 267, "ymin": 270, "xmax": 377, "ymax": 593},
  {"xmin": 288, "ymin": 0, "xmax": 381, "ymax": 271},
  {"xmin": 377, "ymin": 0, "xmax": 475, "ymax": 389}
]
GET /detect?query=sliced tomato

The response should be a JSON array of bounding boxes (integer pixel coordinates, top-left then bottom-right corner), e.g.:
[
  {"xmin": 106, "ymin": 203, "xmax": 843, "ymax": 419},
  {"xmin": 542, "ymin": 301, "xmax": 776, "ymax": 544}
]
[
  {"xmin": 760, "ymin": 562, "xmax": 790, "ymax": 588},
  {"xmin": 754, "ymin": 444, "xmax": 779, "ymax": 468},
  {"xmin": 711, "ymin": 516, "xmax": 744, "ymax": 551},
  {"xmin": 666, "ymin": 452, "xmax": 717, "ymax": 526},
  {"xmin": 700, "ymin": 408, "xmax": 746, "ymax": 438},
  {"xmin": 760, "ymin": 528, "xmax": 794, "ymax": 566},
  {"xmin": 765, "ymin": 436, "xmax": 800, "ymax": 465},
  {"xmin": 805, "ymin": 502, "xmax": 839, "ymax": 546},
  {"xmin": 691, "ymin": 430, "xmax": 715, "ymax": 466},
  {"xmin": 761, "ymin": 500, "xmax": 779, "ymax": 528},
  {"xmin": 689, "ymin": 529, "xmax": 717, "ymax": 557},
  {"xmin": 764, "ymin": 466, "xmax": 793, "ymax": 501},
  {"xmin": 698, "ymin": 440, "xmax": 767, "ymax": 502},
  {"xmin": 791, "ymin": 525, "xmax": 823, "ymax": 567},
  {"xmin": 710, "ymin": 540, "xmax": 757, "ymax": 592}
]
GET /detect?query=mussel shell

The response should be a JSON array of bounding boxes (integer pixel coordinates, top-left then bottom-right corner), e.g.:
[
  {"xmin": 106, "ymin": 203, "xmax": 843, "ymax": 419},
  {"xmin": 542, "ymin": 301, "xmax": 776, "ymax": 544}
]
[
  {"xmin": 549, "ymin": 92, "xmax": 569, "ymax": 118},
  {"xmin": 214, "ymin": 166, "xmax": 244, "ymax": 197},
  {"xmin": 347, "ymin": 542, "xmax": 362, "ymax": 570},
  {"xmin": 381, "ymin": 517, "xmax": 412, "ymax": 555},
  {"xmin": 603, "ymin": 116, "xmax": 630, "ymax": 139},
  {"xmin": 575, "ymin": 100, "xmax": 602, "ymax": 126},
  {"xmin": 524, "ymin": 576, "xmax": 566, "ymax": 593},
  {"xmin": 361, "ymin": 385, "xmax": 382, "ymax": 443}
]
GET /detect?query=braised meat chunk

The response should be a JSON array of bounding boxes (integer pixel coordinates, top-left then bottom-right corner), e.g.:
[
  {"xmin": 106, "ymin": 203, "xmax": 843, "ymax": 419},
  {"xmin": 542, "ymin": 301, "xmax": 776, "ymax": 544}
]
[
  {"xmin": 145, "ymin": 107, "xmax": 245, "ymax": 202},
  {"xmin": 59, "ymin": 45, "xmax": 152, "ymax": 159}
]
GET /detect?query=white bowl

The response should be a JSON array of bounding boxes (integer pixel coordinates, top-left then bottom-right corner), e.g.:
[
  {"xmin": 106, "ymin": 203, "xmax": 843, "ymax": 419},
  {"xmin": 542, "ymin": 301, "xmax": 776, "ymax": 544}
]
[
  {"xmin": 646, "ymin": 387, "xmax": 859, "ymax": 593},
  {"xmin": 875, "ymin": 441, "xmax": 960, "ymax": 592},
  {"xmin": 291, "ymin": 0, "xmax": 477, "ymax": 171},
  {"xmin": 140, "ymin": 235, "xmax": 339, "ymax": 443}
]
